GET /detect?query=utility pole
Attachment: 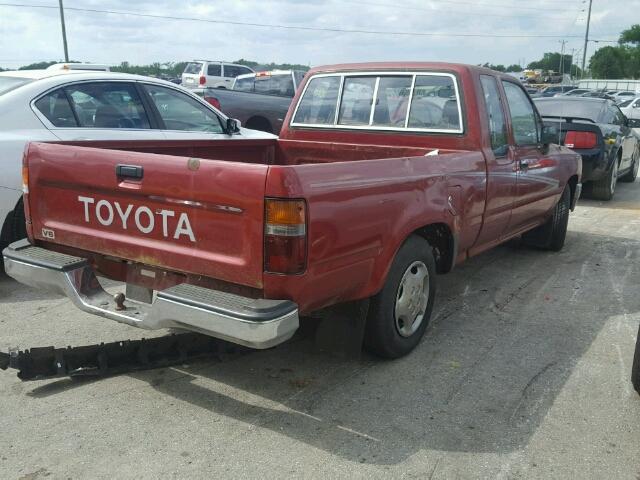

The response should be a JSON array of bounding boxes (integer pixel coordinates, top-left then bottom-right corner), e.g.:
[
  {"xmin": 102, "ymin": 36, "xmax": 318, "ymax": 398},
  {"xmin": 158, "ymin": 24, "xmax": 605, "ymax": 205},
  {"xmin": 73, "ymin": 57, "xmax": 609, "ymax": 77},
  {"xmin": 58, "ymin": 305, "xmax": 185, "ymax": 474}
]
[
  {"xmin": 581, "ymin": 0, "xmax": 593, "ymax": 75},
  {"xmin": 559, "ymin": 40, "xmax": 567, "ymax": 78},
  {"xmin": 58, "ymin": 0, "xmax": 69, "ymax": 62},
  {"xmin": 570, "ymin": 48, "xmax": 576, "ymax": 80}
]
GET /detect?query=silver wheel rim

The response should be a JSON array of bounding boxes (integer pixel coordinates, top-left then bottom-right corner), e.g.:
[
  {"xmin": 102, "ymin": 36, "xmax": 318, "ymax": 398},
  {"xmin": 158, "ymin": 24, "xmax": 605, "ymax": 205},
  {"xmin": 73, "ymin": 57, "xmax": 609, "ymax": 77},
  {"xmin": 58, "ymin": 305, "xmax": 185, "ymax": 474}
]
[
  {"xmin": 394, "ymin": 261, "xmax": 430, "ymax": 338},
  {"xmin": 611, "ymin": 160, "xmax": 618, "ymax": 193}
]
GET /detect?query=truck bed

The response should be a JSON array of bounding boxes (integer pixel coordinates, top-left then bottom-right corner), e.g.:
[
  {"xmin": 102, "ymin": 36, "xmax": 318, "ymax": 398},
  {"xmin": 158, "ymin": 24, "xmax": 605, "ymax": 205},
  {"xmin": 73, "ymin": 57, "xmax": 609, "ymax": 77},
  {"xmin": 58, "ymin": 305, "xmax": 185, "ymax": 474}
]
[{"xmin": 23, "ymin": 138, "xmax": 483, "ymax": 312}]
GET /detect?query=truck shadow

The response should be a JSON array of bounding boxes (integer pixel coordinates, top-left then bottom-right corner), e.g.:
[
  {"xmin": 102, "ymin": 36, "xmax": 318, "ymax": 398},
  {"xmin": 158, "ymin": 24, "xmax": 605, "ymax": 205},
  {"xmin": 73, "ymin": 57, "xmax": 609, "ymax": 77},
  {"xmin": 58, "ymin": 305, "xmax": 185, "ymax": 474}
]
[{"xmin": 118, "ymin": 229, "xmax": 638, "ymax": 464}]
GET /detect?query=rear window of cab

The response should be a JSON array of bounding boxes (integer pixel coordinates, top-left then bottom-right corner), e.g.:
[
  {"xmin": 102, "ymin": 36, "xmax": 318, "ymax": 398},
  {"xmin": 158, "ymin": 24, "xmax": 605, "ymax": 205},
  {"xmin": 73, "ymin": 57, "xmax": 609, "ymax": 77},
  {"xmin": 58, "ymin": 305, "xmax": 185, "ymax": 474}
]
[{"xmin": 291, "ymin": 72, "xmax": 463, "ymax": 133}]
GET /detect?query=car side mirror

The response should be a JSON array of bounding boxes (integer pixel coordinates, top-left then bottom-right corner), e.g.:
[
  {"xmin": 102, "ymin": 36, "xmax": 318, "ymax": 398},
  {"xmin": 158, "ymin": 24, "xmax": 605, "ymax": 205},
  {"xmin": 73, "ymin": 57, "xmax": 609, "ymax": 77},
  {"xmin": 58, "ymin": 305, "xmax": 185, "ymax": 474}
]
[
  {"xmin": 225, "ymin": 118, "xmax": 241, "ymax": 134},
  {"xmin": 628, "ymin": 118, "xmax": 640, "ymax": 128}
]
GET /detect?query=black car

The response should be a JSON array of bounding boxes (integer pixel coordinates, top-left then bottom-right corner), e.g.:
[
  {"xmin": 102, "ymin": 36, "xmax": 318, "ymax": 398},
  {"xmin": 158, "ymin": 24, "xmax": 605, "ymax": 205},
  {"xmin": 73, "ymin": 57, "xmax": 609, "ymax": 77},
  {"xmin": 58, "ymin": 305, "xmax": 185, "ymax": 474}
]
[
  {"xmin": 580, "ymin": 91, "xmax": 615, "ymax": 101},
  {"xmin": 534, "ymin": 97, "xmax": 639, "ymax": 200},
  {"xmin": 537, "ymin": 85, "xmax": 576, "ymax": 97}
]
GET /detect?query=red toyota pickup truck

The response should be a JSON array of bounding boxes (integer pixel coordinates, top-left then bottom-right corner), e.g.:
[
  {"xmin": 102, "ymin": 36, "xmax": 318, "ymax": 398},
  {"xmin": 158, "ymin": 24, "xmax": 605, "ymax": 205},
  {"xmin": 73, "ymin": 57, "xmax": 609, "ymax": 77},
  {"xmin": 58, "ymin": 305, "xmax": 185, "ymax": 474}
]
[{"xmin": 3, "ymin": 63, "xmax": 582, "ymax": 358}]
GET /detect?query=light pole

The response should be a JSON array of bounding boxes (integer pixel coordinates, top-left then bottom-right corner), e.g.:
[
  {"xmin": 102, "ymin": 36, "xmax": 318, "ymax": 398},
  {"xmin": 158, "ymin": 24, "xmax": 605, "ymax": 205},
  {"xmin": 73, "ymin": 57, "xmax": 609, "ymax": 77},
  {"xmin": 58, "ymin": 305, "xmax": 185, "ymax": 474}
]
[
  {"xmin": 58, "ymin": 0, "xmax": 69, "ymax": 62},
  {"xmin": 581, "ymin": 0, "xmax": 593, "ymax": 75}
]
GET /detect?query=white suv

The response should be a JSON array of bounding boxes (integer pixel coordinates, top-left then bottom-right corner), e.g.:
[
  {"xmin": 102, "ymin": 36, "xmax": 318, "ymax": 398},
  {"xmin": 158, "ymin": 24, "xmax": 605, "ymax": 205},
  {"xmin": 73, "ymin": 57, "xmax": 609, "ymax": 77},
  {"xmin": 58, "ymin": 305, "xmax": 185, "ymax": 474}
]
[{"xmin": 181, "ymin": 61, "xmax": 254, "ymax": 89}]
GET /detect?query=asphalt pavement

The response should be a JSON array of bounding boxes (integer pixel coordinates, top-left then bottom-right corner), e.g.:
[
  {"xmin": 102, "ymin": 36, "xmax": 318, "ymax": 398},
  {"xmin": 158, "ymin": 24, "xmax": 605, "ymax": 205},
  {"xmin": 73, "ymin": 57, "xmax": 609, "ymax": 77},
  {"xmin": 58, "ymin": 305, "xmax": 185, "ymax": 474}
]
[{"xmin": 1, "ymin": 180, "xmax": 639, "ymax": 479}]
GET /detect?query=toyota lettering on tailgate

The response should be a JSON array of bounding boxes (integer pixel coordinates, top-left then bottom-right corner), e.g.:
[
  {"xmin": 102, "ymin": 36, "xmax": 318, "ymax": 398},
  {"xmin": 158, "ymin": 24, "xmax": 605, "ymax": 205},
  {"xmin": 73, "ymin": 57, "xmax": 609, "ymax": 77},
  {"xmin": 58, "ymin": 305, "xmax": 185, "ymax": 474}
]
[{"xmin": 77, "ymin": 196, "xmax": 196, "ymax": 242}]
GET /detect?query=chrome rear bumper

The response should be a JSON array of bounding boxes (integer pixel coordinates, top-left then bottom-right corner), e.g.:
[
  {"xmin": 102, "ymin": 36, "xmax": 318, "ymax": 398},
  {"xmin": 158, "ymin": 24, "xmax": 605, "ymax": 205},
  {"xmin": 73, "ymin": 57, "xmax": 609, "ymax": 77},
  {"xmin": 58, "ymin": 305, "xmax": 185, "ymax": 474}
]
[{"xmin": 3, "ymin": 240, "xmax": 299, "ymax": 349}]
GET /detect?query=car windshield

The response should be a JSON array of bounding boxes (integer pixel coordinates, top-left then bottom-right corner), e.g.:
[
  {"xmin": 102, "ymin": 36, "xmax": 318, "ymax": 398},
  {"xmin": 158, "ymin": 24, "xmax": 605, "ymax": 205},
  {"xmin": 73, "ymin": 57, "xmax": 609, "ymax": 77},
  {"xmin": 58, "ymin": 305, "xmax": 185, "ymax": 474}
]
[
  {"xmin": 618, "ymin": 99, "xmax": 634, "ymax": 108},
  {"xmin": 183, "ymin": 62, "xmax": 203, "ymax": 75},
  {"xmin": 0, "ymin": 76, "xmax": 32, "ymax": 95},
  {"xmin": 535, "ymin": 99, "xmax": 603, "ymax": 122},
  {"xmin": 234, "ymin": 74, "xmax": 295, "ymax": 97}
]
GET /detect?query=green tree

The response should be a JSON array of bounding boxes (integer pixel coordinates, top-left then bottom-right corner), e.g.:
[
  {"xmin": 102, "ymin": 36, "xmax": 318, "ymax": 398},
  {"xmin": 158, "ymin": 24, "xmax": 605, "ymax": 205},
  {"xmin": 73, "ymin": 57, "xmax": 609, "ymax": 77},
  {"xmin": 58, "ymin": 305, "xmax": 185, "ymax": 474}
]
[
  {"xmin": 505, "ymin": 64, "xmax": 522, "ymax": 72},
  {"xmin": 589, "ymin": 46, "xmax": 628, "ymax": 78},
  {"xmin": 620, "ymin": 24, "xmax": 640, "ymax": 45},
  {"xmin": 481, "ymin": 63, "xmax": 506, "ymax": 72},
  {"xmin": 19, "ymin": 61, "xmax": 59, "ymax": 70},
  {"xmin": 527, "ymin": 52, "xmax": 574, "ymax": 74}
]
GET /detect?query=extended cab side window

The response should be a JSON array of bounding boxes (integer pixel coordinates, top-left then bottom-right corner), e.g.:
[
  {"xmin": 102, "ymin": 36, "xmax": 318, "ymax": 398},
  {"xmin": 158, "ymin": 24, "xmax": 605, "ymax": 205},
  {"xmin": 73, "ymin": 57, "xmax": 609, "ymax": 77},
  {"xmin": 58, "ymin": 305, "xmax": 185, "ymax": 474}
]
[
  {"xmin": 338, "ymin": 77, "xmax": 376, "ymax": 126},
  {"xmin": 502, "ymin": 81, "xmax": 539, "ymax": 145},
  {"xmin": 144, "ymin": 84, "xmax": 224, "ymax": 133},
  {"xmin": 292, "ymin": 76, "xmax": 341, "ymax": 125},
  {"xmin": 408, "ymin": 76, "xmax": 461, "ymax": 131},
  {"xmin": 34, "ymin": 88, "xmax": 78, "ymax": 127},
  {"xmin": 64, "ymin": 82, "xmax": 150, "ymax": 129},
  {"xmin": 480, "ymin": 75, "xmax": 508, "ymax": 156}
]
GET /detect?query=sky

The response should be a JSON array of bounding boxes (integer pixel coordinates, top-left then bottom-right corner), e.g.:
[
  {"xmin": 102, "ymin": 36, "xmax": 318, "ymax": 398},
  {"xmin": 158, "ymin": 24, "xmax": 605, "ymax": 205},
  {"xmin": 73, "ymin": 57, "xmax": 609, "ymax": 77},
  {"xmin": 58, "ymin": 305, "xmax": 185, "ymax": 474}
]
[{"xmin": 0, "ymin": 0, "xmax": 638, "ymax": 70}]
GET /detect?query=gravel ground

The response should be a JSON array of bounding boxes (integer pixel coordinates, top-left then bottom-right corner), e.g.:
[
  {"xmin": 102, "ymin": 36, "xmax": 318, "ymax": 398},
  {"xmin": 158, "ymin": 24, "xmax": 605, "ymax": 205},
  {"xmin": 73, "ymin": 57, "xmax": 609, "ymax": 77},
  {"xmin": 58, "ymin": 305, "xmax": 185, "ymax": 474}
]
[{"xmin": 1, "ymin": 180, "xmax": 639, "ymax": 480}]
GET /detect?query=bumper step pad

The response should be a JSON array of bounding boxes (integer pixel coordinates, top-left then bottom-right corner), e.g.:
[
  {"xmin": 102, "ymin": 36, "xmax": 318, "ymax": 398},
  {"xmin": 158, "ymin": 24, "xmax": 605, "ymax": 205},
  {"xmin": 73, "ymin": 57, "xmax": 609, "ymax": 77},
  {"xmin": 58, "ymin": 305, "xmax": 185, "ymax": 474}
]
[
  {"xmin": 0, "ymin": 334, "xmax": 240, "ymax": 381},
  {"xmin": 3, "ymin": 239, "xmax": 88, "ymax": 271}
]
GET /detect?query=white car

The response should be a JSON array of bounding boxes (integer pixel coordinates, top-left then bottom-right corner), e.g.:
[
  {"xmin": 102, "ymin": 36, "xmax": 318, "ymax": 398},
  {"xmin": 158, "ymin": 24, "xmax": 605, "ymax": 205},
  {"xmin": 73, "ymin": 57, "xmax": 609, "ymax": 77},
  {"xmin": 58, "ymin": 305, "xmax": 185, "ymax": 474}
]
[
  {"xmin": 620, "ymin": 97, "xmax": 640, "ymax": 120},
  {"xmin": 612, "ymin": 90, "xmax": 637, "ymax": 104},
  {"xmin": 181, "ymin": 61, "xmax": 254, "ymax": 89},
  {"xmin": 0, "ymin": 69, "xmax": 275, "ymax": 249}
]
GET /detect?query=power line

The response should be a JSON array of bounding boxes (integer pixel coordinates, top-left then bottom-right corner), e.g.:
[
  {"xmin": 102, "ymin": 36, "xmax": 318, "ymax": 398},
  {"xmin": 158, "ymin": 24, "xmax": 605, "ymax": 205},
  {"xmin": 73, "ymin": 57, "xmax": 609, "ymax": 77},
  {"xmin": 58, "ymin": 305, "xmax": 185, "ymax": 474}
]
[
  {"xmin": 343, "ymin": 0, "xmax": 580, "ymax": 19},
  {"xmin": 347, "ymin": 0, "xmax": 577, "ymax": 13},
  {"xmin": 0, "ymin": 2, "xmax": 614, "ymax": 40}
]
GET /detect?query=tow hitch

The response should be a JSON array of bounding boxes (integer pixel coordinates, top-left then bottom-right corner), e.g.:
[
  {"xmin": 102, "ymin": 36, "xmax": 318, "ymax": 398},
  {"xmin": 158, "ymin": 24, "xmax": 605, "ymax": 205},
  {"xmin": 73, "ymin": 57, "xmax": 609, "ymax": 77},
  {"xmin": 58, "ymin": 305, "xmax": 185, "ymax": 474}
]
[{"xmin": 0, "ymin": 333, "xmax": 239, "ymax": 381}]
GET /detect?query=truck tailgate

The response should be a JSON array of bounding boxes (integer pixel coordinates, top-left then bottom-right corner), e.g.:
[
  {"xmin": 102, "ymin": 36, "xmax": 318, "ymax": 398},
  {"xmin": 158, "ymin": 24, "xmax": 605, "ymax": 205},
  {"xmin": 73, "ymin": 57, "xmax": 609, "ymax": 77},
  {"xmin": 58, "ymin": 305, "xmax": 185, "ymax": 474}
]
[{"xmin": 25, "ymin": 142, "xmax": 268, "ymax": 288}]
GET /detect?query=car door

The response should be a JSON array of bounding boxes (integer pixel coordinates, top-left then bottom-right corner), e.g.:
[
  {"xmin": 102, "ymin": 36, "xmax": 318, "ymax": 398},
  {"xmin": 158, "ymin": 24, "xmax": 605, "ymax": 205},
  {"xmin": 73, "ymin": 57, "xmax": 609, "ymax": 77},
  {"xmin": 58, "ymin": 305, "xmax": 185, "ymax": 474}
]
[
  {"xmin": 35, "ymin": 81, "xmax": 163, "ymax": 142},
  {"xmin": 501, "ymin": 80, "xmax": 559, "ymax": 234},
  {"xmin": 611, "ymin": 105, "xmax": 635, "ymax": 171},
  {"xmin": 140, "ymin": 83, "xmax": 231, "ymax": 140},
  {"xmin": 473, "ymin": 74, "xmax": 517, "ymax": 247}
]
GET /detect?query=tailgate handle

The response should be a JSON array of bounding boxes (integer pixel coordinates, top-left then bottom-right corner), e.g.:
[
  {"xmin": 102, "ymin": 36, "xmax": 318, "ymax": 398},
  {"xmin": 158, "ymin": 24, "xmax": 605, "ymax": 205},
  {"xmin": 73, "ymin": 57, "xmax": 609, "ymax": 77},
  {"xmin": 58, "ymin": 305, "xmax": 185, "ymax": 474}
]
[{"xmin": 116, "ymin": 164, "xmax": 144, "ymax": 180}]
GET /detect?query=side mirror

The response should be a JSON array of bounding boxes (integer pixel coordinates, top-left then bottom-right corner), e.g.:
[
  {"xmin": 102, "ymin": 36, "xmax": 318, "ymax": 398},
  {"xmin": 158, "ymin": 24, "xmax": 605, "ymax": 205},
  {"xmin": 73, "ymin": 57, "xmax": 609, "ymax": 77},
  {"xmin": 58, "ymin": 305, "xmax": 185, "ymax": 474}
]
[
  {"xmin": 541, "ymin": 124, "xmax": 559, "ymax": 145},
  {"xmin": 628, "ymin": 118, "xmax": 640, "ymax": 128},
  {"xmin": 225, "ymin": 118, "xmax": 241, "ymax": 134}
]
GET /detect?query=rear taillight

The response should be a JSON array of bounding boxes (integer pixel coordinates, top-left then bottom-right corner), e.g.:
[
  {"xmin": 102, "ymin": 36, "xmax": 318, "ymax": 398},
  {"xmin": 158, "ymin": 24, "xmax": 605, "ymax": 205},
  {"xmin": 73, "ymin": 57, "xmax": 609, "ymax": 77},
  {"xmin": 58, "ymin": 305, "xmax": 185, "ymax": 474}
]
[
  {"xmin": 565, "ymin": 131, "xmax": 597, "ymax": 149},
  {"xmin": 22, "ymin": 165, "xmax": 29, "ymax": 193},
  {"xmin": 199, "ymin": 75, "xmax": 206, "ymax": 86},
  {"xmin": 264, "ymin": 199, "xmax": 307, "ymax": 274},
  {"xmin": 205, "ymin": 96, "xmax": 221, "ymax": 110}
]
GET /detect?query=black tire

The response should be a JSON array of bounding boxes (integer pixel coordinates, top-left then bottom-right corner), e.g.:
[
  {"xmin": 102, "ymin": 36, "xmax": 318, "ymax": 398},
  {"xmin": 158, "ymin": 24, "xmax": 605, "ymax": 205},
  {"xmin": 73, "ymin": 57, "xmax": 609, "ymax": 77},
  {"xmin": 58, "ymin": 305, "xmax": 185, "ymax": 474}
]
[
  {"xmin": 0, "ymin": 198, "xmax": 27, "ymax": 247},
  {"xmin": 591, "ymin": 155, "xmax": 619, "ymax": 200},
  {"xmin": 620, "ymin": 147, "xmax": 639, "ymax": 183},
  {"xmin": 364, "ymin": 235, "xmax": 436, "ymax": 359},
  {"xmin": 522, "ymin": 187, "xmax": 570, "ymax": 251},
  {"xmin": 633, "ymin": 322, "xmax": 640, "ymax": 395}
]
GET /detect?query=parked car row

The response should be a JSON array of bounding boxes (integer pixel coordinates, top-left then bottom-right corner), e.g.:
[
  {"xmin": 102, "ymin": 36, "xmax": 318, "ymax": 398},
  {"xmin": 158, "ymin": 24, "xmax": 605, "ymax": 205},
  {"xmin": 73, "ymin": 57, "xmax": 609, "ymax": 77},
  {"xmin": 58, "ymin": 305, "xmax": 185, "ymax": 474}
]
[
  {"xmin": 528, "ymin": 85, "xmax": 638, "ymax": 104},
  {"xmin": 534, "ymin": 96, "xmax": 639, "ymax": 200}
]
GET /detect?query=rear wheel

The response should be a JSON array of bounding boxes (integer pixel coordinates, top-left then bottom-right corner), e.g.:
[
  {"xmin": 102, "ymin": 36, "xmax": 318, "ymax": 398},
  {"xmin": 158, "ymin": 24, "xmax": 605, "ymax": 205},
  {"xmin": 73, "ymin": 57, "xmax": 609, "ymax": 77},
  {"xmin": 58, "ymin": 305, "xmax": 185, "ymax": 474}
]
[
  {"xmin": 591, "ymin": 155, "xmax": 619, "ymax": 200},
  {"xmin": 0, "ymin": 198, "xmax": 26, "ymax": 247},
  {"xmin": 522, "ymin": 187, "xmax": 570, "ymax": 251},
  {"xmin": 364, "ymin": 235, "xmax": 436, "ymax": 359},
  {"xmin": 0, "ymin": 199, "xmax": 27, "ymax": 273}
]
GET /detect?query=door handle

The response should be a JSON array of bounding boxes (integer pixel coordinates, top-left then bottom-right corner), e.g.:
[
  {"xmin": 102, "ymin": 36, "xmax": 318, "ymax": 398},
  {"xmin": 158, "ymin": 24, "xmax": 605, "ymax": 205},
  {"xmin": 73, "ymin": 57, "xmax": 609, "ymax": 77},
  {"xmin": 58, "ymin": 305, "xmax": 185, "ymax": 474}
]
[{"xmin": 116, "ymin": 164, "xmax": 144, "ymax": 180}]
